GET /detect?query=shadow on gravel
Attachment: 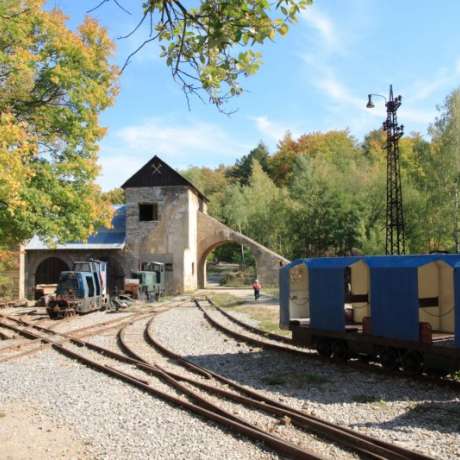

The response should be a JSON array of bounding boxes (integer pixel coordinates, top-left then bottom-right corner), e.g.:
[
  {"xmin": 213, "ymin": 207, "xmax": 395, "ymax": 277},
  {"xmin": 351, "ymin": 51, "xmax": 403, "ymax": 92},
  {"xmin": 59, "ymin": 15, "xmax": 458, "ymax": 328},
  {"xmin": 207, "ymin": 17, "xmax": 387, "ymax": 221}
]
[
  {"xmin": 352, "ymin": 401, "xmax": 460, "ymax": 433},
  {"xmin": 183, "ymin": 348, "xmax": 457, "ymax": 407}
]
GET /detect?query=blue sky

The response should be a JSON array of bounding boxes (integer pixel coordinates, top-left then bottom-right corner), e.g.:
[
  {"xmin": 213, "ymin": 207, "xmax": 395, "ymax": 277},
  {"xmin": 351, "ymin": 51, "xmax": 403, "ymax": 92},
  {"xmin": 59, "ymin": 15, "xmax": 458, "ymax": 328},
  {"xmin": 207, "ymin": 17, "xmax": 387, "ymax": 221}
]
[{"xmin": 49, "ymin": 1, "xmax": 460, "ymax": 190}]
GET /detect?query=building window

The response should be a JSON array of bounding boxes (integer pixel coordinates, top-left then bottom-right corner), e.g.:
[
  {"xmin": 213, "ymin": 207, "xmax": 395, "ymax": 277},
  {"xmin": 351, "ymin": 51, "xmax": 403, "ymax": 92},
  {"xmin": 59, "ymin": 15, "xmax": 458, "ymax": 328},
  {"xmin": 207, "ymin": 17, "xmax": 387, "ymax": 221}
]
[
  {"xmin": 165, "ymin": 263, "xmax": 173, "ymax": 272},
  {"xmin": 139, "ymin": 203, "xmax": 158, "ymax": 221}
]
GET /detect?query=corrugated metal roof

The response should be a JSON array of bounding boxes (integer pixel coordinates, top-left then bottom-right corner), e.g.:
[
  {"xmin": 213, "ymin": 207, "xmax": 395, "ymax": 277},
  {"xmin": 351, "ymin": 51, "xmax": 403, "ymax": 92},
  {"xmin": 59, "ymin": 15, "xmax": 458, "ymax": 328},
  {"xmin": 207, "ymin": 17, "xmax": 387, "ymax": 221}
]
[{"xmin": 25, "ymin": 205, "xmax": 126, "ymax": 251}]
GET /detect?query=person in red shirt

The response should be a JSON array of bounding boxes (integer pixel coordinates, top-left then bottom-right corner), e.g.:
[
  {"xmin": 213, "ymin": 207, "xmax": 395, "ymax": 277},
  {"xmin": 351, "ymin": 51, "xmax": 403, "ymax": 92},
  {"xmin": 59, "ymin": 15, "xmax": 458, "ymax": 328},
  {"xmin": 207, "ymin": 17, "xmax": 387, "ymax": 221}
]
[{"xmin": 252, "ymin": 279, "xmax": 262, "ymax": 301}]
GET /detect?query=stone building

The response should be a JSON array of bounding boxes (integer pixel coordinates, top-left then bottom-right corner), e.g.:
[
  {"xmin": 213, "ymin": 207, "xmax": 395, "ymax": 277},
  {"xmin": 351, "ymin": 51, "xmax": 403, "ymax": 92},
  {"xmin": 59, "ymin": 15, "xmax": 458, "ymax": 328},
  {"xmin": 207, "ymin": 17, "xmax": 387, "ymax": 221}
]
[{"xmin": 20, "ymin": 156, "xmax": 287, "ymax": 299}]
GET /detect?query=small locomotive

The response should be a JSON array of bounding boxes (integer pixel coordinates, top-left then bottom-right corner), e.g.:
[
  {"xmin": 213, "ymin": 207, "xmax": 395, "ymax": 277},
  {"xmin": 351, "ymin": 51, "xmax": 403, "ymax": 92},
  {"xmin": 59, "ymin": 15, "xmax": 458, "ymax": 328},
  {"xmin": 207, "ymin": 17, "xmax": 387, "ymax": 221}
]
[
  {"xmin": 280, "ymin": 254, "xmax": 460, "ymax": 374},
  {"xmin": 46, "ymin": 260, "xmax": 108, "ymax": 319}
]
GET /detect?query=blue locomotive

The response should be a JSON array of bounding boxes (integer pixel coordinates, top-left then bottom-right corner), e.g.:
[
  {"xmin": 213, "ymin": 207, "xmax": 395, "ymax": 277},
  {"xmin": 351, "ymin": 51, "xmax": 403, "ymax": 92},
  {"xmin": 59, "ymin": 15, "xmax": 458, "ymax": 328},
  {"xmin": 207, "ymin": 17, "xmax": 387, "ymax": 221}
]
[
  {"xmin": 279, "ymin": 254, "xmax": 460, "ymax": 374},
  {"xmin": 47, "ymin": 260, "xmax": 108, "ymax": 319}
]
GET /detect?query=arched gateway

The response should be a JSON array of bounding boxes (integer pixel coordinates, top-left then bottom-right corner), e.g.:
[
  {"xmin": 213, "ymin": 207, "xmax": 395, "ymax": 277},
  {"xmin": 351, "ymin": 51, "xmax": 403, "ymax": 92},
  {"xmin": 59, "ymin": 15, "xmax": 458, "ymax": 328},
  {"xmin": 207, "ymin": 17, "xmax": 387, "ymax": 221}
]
[{"xmin": 197, "ymin": 213, "xmax": 288, "ymax": 288}]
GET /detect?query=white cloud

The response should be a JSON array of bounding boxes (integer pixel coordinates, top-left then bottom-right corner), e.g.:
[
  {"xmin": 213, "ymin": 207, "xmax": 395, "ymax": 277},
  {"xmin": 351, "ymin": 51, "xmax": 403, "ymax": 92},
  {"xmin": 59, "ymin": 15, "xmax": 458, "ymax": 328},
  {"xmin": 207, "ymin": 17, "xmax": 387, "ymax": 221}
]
[
  {"xmin": 252, "ymin": 116, "xmax": 299, "ymax": 142},
  {"xmin": 410, "ymin": 61, "xmax": 460, "ymax": 102},
  {"xmin": 310, "ymin": 66, "xmax": 437, "ymax": 135},
  {"xmin": 116, "ymin": 118, "xmax": 244, "ymax": 157},
  {"xmin": 301, "ymin": 7, "xmax": 337, "ymax": 49},
  {"xmin": 98, "ymin": 153, "xmax": 143, "ymax": 191},
  {"xmin": 96, "ymin": 118, "xmax": 248, "ymax": 190}
]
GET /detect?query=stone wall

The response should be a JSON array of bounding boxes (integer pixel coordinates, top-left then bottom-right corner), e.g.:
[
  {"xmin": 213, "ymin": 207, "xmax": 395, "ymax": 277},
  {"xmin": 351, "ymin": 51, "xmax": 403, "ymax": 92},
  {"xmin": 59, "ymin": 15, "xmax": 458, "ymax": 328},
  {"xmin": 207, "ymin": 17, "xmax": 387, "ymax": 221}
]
[{"xmin": 126, "ymin": 186, "xmax": 198, "ymax": 294}]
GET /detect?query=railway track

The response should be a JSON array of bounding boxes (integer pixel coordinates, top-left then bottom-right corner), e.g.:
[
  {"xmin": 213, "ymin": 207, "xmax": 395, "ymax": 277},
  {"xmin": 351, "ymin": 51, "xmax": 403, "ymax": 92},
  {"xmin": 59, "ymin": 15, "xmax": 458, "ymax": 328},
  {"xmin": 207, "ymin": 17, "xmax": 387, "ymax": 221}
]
[
  {"xmin": 0, "ymin": 313, "xmax": 326, "ymax": 460},
  {"xmin": 0, "ymin": 300, "xmax": 438, "ymax": 459},
  {"xmin": 139, "ymin": 304, "xmax": 431, "ymax": 460},
  {"xmin": 0, "ymin": 302, "xmax": 177, "ymax": 362},
  {"xmin": 197, "ymin": 297, "xmax": 460, "ymax": 392}
]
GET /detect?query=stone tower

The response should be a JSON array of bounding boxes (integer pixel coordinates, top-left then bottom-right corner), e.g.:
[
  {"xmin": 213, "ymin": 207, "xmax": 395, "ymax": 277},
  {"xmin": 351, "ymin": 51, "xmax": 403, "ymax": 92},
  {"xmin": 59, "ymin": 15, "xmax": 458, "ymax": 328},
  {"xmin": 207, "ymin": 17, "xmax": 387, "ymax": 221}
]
[{"xmin": 121, "ymin": 155, "xmax": 208, "ymax": 294}]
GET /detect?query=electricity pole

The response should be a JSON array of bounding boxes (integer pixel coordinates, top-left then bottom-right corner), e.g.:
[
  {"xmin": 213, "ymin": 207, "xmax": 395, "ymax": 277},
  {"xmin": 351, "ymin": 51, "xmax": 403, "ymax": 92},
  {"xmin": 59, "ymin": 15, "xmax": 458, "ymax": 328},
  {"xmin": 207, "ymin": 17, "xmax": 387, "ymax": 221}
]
[{"xmin": 367, "ymin": 85, "xmax": 406, "ymax": 255}]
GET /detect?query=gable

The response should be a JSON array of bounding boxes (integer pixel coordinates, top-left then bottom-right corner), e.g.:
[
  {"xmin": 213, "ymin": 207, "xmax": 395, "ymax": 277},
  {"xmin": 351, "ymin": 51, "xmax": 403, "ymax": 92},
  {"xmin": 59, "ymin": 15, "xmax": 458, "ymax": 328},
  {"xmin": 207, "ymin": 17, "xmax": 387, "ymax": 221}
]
[{"xmin": 121, "ymin": 155, "xmax": 208, "ymax": 201}]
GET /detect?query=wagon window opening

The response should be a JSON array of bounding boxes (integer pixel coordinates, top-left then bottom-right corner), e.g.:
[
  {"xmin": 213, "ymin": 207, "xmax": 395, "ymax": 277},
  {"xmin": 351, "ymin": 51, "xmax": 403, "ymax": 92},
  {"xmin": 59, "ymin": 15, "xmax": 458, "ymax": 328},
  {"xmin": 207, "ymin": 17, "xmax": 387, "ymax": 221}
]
[
  {"xmin": 288, "ymin": 264, "xmax": 309, "ymax": 321},
  {"xmin": 346, "ymin": 262, "xmax": 370, "ymax": 328}
]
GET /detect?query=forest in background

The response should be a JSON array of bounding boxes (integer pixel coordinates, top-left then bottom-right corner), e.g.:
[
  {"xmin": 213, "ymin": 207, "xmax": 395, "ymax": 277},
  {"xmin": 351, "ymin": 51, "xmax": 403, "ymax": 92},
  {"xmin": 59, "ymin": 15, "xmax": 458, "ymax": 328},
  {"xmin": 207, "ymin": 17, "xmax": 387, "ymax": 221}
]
[{"xmin": 181, "ymin": 88, "xmax": 460, "ymax": 261}]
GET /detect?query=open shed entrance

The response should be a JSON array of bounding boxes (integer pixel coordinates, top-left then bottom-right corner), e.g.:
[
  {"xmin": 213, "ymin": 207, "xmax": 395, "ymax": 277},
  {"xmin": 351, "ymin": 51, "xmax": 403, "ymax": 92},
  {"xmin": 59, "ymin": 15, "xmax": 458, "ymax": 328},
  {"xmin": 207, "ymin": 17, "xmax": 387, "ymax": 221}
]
[{"xmin": 35, "ymin": 257, "xmax": 69, "ymax": 285}]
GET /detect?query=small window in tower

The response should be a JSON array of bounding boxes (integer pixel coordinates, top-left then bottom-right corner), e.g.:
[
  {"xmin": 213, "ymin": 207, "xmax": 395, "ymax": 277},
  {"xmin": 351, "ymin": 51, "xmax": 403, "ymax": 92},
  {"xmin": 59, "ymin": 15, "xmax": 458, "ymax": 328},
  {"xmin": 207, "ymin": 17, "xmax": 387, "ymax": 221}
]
[{"xmin": 139, "ymin": 203, "xmax": 158, "ymax": 221}]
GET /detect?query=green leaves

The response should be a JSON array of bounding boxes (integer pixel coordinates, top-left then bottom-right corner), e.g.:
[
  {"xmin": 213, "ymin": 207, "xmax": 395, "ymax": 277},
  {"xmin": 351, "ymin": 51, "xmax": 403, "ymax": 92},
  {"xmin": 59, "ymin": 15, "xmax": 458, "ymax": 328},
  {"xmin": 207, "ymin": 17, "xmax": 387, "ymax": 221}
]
[
  {"xmin": 0, "ymin": 0, "xmax": 118, "ymax": 246},
  {"xmin": 113, "ymin": 0, "xmax": 312, "ymax": 110}
]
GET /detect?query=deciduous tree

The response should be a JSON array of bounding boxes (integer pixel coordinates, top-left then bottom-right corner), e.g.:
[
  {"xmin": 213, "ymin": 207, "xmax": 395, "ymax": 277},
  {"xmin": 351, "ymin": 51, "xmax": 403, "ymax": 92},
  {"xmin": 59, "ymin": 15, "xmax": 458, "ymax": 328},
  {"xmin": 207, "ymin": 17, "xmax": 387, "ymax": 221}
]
[
  {"xmin": 89, "ymin": 0, "xmax": 312, "ymax": 109},
  {"xmin": 0, "ymin": 0, "xmax": 118, "ymax": 246}
]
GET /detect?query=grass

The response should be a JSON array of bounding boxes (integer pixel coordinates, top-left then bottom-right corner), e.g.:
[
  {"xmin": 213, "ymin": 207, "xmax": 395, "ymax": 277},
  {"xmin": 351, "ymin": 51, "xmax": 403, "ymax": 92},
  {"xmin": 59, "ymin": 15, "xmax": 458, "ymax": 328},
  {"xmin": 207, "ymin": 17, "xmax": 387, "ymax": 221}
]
[
  {"xmin": 230, "ymin": 304, "xmax": 291, "ymax": 337},
  {"xmin": 208, "ymin": 291, "xmax": 290, "ymax": 337},
  {"xmin": 263, "ymin": 287, "xmax": 279, "ymax": 299},
  {"xmin": 352, "ymin": 394, "xmax": 385, "ymax": 404},
  {"xmin": 261, "ymin": 372, "xmax": 330, "ymax": 388},
  {"xmin": 207, "ymin": 293, "xmax": 245, "ymax": 308}
]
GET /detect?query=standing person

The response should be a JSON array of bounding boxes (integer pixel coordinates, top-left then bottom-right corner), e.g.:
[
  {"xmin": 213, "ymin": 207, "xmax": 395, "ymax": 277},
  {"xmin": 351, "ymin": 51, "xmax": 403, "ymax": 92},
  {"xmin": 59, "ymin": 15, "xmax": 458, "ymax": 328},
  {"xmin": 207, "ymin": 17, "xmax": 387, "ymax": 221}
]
[{"xmin": 252, "ymin": 279, "xmax": 262, "ymax": 301}]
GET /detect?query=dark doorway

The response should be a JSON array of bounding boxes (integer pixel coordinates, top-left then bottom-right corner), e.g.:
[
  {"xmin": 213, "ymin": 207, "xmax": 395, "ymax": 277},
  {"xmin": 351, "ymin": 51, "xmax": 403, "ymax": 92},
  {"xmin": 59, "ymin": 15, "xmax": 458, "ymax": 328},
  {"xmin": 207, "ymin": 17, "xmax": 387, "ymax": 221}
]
[
  {"xmin": 99, "ymin": 256, "xmax": 125, "ymax": 294},
  {"xmin": 35, "ymin": 257, "xmax": 69, "ymax": 285}
]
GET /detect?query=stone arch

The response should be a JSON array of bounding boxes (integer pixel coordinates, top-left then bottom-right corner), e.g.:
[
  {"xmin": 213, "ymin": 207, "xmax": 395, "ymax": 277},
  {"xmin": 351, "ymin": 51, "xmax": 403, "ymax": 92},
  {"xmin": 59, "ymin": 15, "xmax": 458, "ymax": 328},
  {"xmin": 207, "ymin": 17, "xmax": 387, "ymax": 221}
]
[
  {"xmin": 35, "ymin": 257, "xmax": 70, "ymax": 285},
  {"xmin": 197, "ymin": 213, "xmax": 288, "ymax": 289},
  {"xmin": 198, "ymin": 240, "xmax": 257, "ymax": 288}
]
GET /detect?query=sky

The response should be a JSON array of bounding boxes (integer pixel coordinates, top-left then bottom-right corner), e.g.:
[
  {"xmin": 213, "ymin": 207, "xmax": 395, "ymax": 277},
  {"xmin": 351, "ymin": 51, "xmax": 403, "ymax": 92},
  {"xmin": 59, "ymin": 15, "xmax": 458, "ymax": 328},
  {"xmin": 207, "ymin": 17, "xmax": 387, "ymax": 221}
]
[{"xmin": 48, "ymin": 1, "xmax": 460, "ymax": 190}]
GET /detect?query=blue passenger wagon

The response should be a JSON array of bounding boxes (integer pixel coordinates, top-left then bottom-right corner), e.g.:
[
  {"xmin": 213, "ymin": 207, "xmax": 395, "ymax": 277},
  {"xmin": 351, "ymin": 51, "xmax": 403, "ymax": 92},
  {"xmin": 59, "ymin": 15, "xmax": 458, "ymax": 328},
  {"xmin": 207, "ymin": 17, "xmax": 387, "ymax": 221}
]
[{"xmin": 279, "ymin": 255, "xmax": 460, "ymax": 374}]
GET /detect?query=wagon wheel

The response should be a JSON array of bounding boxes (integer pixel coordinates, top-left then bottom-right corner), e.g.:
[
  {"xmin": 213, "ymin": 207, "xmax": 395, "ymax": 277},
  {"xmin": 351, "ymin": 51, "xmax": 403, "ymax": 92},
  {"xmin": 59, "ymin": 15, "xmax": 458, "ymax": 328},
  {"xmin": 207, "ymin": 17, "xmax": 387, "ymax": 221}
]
[
  {"xmin": 380, "ymin": 348, "xmax": 400, "ymax": 370},
  {"xmin": 425, "ymin": 367, "xmax": 450, "ymax": 378},
  {"xmin": 401, "ymin": 350, "xmax": 423, "ymax": 375},
  {"xmin": 331, "ymin": 340, "xmax": 349, "ymax": 361},
  {"xmin": 316, "ymin": 339, "xmax": 332, "ymax": 358}
]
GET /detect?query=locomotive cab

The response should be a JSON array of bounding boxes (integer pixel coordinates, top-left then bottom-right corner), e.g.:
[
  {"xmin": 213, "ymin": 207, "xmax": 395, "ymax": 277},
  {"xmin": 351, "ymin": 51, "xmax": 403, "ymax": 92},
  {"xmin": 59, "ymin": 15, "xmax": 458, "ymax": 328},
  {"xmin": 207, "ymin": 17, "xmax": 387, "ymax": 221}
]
[{"xmin": 56, "ymin": 272, "xmax": 81, "ymax": 298}]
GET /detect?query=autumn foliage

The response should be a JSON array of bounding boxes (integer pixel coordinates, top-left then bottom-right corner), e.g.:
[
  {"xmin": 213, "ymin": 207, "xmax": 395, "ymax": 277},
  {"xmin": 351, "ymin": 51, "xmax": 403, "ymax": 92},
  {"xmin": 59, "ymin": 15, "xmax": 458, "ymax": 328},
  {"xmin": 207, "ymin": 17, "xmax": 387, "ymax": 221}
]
[{"xmin": 0, "ymin": 0, "xmax": 118, "ymax": 246}]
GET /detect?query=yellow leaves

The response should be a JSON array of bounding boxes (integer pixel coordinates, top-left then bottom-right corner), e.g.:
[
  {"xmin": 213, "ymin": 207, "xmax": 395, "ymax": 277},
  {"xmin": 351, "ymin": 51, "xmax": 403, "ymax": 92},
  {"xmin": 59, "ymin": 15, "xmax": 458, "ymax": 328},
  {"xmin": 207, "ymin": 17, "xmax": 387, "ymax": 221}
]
[
  {"xmin": 0, "ymin": 0, "xmax": 118, "ymax": 246},
  {"xmin": 0, "ymin": 113, "xmax": 35, "ymax": 213}
]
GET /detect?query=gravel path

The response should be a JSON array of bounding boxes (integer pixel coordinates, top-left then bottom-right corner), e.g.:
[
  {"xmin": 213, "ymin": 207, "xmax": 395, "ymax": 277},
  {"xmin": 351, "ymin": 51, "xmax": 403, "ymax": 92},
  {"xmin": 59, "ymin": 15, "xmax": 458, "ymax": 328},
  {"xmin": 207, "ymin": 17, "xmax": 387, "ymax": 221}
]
[{"xmin": 153, "ymin": 305, "xmax": 460, "ymax": 460}]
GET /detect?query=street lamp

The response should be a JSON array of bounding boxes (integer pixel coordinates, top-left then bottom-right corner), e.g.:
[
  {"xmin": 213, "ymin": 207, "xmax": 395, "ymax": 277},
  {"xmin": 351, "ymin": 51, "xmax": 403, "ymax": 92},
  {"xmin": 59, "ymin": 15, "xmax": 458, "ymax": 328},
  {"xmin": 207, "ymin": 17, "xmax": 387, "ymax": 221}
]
[{"xmin": 366, "ymin": 85, "xmax": 406, "ymax": 255}]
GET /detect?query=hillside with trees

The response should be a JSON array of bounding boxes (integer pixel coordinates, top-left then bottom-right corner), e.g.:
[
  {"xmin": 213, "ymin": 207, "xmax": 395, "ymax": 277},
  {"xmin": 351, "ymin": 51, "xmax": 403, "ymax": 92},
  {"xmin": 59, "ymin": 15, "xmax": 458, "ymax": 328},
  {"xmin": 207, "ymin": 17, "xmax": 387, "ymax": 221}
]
[{"xmin": 183, "ymin": 88, "xmax": 460, "ymax": 260}]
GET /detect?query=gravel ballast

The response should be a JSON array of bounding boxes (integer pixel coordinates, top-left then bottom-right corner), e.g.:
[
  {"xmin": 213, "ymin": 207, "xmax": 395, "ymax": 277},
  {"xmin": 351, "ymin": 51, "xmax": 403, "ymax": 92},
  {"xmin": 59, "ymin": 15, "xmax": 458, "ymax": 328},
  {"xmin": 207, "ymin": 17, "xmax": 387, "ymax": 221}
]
[
  {"xmin": 0, "ymin": 348, "xmax": 278, "ymax": 459},
  {"xmin": 153, "ymin": 305, "xmax": 460, "ymax": 460},
  {"xmin": 2, "ymin": 298, "xmax": 460, "ymax": 459}
]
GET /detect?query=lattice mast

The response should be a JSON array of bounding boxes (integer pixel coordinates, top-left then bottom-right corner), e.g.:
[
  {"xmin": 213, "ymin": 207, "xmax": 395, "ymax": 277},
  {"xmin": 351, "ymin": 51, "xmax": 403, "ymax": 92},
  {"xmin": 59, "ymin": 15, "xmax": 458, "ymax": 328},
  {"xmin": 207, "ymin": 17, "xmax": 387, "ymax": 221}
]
[{"xmin": 383, "ymin": 85, "xmax": 405, "ymax": 255}]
